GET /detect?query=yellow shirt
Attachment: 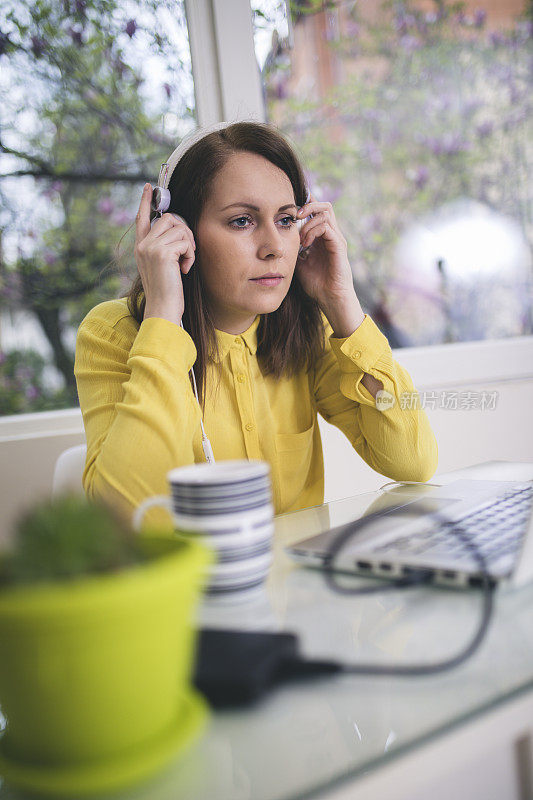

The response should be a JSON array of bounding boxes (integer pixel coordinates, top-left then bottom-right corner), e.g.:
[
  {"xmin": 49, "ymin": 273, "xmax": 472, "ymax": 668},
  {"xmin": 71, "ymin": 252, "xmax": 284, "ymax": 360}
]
[{"xmin": 74, "ymin": 297, "xmax": 438, "ymax": 530}]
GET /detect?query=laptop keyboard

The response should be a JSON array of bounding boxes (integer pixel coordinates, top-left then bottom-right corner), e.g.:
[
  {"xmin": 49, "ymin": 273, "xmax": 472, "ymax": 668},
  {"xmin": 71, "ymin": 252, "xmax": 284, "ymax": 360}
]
[{"xmin": 370, "ymin": 482, "xmax": 533, "ymax": 566}]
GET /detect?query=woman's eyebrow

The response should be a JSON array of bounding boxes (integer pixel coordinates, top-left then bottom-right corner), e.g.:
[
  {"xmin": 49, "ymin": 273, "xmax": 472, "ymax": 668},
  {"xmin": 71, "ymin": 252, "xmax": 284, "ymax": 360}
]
[{"xmin": 220, "ymin": 201, "xmax": 298, "ymax": 212}]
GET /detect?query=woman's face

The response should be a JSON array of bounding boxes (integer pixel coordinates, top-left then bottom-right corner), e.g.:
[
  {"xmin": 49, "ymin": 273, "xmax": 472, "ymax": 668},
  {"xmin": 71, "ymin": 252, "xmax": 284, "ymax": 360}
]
[{"xmin": 195, "ymin": 151, "xmax": 301, "ymax": 334}]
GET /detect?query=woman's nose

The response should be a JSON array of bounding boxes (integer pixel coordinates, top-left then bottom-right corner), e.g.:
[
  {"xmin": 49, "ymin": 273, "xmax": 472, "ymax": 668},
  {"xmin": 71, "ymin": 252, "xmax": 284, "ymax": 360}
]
[{"xmin": 257, "ymin": 222, "xmax": 285, "ymax": 258}]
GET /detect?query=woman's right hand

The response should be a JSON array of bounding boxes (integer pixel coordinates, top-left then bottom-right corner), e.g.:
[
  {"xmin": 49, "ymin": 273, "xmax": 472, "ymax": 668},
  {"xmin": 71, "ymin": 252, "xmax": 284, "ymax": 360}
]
[{"xmin": 134, "ymin": 183, "xmax": 196, "ymax": 325}]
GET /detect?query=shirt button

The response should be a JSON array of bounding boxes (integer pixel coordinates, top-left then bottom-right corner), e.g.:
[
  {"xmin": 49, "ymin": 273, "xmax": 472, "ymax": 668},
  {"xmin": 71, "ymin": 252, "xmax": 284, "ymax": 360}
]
[
  {"xmin": 245, "ymin": 422, "xmax": 255, "ymax": 432},
  {"xmin": 237, "ymin": 374, "xmax": 246, "ymax": 383},
  {"xmin": 353, "ymin": 350, "xmax": 362, "ymax": 358}
]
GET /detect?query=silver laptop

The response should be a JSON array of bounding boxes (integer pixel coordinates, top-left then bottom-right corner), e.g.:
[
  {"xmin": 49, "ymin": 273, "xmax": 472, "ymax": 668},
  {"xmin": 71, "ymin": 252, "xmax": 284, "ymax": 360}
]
[{"xmin": 286, "ymin": 479, "xmax": 533, "ymax": 590}]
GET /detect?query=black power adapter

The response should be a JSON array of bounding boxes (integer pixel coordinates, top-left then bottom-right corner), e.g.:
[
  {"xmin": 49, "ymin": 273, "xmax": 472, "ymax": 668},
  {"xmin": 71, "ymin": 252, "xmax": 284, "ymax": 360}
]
[{"xmin": 193, "ymin": 628, "xmax": 341, "ymax": 708}]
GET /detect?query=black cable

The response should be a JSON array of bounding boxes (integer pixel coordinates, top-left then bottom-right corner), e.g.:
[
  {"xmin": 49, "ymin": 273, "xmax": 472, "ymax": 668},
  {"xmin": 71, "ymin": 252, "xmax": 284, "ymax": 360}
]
[{"xmin": 288, "ymin": 506, "xmax": 495, "ymax": 677}]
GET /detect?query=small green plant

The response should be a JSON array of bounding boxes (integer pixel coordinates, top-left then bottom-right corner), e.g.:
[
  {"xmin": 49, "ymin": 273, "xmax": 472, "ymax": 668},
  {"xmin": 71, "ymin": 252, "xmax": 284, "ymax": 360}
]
[{"xmin": 0, "ymin": 494, "xmax": 146, "ymax": 587}]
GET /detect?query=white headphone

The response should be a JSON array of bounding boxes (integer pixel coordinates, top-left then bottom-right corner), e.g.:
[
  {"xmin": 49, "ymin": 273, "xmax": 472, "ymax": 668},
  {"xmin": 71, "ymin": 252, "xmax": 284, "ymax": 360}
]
[{"xmin": 150, "ymin": 121, "xmax": 235, "ymax": 219}]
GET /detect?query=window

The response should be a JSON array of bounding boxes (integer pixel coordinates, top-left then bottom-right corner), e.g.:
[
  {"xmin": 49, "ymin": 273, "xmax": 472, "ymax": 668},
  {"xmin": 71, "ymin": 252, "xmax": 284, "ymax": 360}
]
[
  {"xmin": 251, "ymin": 0, "xmax": 532, "ymax": 347},
  {"xmin": 0, "ymin": 0, "xmax": 195, "ymax": 414}
]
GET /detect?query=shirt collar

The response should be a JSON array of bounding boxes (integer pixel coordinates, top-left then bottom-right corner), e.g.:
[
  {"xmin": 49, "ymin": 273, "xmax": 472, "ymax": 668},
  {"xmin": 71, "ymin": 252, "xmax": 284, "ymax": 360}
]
[{"xmin": 213, "ymin": 316, "xmax": 260, "ymax": 362}]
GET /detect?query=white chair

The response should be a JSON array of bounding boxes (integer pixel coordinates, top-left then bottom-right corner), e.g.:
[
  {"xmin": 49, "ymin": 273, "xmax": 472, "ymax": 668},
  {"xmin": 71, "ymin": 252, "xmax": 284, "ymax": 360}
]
[{"xmin": 52, "ymin": 444, "xmax": 87, "ymax": 497}]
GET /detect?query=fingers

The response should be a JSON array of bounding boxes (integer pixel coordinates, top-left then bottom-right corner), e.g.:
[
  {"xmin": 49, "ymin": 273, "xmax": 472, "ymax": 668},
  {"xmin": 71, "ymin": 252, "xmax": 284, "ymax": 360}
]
[
  {"xmin": 155, "ymin": 223, "xmax": 196, "ymax": 264},
  {"xmin": 158, "ymin": 232, "xmax": 196, "ymax": 273},
  {"xmin": 151, "ymin": 213, "xmax": 196, "ymax": 252},
  {"xmin": 297, "ymin": 197, "xmax": 331, "ymax": 220},
  {"xmin": 300, "ymin": 220, "xmax": 327, "ymax": 248},
  {"xmin": 135, "ymin": 184, "xmax": 152, "ymax": 246}
]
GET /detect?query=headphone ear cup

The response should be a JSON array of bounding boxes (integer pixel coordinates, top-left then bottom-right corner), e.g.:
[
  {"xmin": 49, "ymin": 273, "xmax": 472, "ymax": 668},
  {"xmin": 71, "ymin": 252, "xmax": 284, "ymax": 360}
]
[{"xmin": 151, "ymin": 186, "xmax": 171, "ymax": 214}]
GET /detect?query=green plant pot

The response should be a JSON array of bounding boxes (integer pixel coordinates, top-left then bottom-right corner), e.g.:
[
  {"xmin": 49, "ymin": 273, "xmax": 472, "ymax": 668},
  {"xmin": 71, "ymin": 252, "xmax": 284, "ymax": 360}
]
[{"xmin": 0, "ymin": 535, "xmax": 211, "ymax": 796}]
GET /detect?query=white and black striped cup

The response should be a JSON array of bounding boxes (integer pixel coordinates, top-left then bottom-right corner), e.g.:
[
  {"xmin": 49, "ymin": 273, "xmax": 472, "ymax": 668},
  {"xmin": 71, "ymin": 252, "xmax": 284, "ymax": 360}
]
[{"xmin": 133, "ymin": 460, "xmax": 274, "ymax": 596}]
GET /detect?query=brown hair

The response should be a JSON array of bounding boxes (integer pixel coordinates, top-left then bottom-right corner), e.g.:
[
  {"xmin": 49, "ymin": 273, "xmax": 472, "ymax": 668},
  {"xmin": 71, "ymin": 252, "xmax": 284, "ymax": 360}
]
[{"xmin": 126, "ymin": 121, "xmax": 325, "ymax": 409}]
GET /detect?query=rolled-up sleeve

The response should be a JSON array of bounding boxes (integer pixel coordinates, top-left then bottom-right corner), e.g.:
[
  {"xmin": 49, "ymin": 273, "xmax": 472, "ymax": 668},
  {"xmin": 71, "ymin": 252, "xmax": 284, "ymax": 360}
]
[{"xmin": 313, "ymin": 314, "xmax": 438, "ymax": 483}]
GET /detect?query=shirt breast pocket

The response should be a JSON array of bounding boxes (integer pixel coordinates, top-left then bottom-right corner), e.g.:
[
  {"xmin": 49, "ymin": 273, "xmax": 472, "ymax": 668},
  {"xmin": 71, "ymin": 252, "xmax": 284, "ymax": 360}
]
[{"xmin": 274, "ymin": 420, "xmax": 315, "ymax": 511}]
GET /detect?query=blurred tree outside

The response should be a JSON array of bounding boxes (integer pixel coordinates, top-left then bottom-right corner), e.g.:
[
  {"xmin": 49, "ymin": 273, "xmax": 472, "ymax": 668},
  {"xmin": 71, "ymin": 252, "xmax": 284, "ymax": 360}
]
[
  {"xmin": 0, "ymin": 0, "xmax": 194, "ymax": 413},
  {"xmin": 258, "ymin": 0, "xmax": 532, "ymax": 345}
]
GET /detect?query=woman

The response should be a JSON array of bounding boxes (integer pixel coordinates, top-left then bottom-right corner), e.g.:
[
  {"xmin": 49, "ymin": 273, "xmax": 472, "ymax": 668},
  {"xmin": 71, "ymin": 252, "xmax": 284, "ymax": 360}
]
[{"xmin": 74, "ymin": 121, "xmax": 438, "ymax": 531}]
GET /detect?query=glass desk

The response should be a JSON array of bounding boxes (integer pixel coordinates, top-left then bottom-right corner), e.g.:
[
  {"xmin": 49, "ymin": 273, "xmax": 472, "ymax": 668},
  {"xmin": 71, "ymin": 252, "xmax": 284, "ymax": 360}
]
[{"xmin": 2, "ymin": 461, "xmax": 533, "ymax": 800}]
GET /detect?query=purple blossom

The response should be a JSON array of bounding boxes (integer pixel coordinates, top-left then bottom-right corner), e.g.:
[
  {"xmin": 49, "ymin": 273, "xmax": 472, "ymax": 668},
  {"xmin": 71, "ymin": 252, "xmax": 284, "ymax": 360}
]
[
  {"xmin": 424, "ymin": 134, "xmax": 470, "ymax": 156},
  {"xmin": 415, "ymin": 18, "xmax": 428, "ymax": 37},
  {"xmin": 274, "ymin": 77, "xmax": 288, "ymax": 100},
  {"xmin": 360, "ymin": 214, "xmax": 382, "ymax": 233},
  {"xmin": 509, "ymin": 83, "xmax": 521, "ymax": 103},
  {"xmin": 490, "ymin": 31, "xmax": 506, "ymax": 46},
  {"xmin": 0, "ymin": 31, "xmax": 10, "ymax": 56},
  {"xmin": 1, "ymin": 273, "xmax": 21, "ymax": 302},
  {"xmin": 363, "ymin": 142, "xmax": 382, "ymax": 166},
  {"xmin": 43, "ymin": 180, "xmax": 63, "ymax": 198},
  {"xmin": 31, "ymin": 35, "xmax": 46, "ymax": 58},
  {"xmin": 125, "ymin": 19, "xmax": 137, "ymax": 38},
  {"xmin": 502, "ymin": 109, "xmax": 527, "ymax": 131},
  {"xmin": 473, "ymin": 9, "xmax": 487, "ymax": 28},
  {"xmin": 44, "ymin": 252, "xmax": 57, "ymax": 266},
  {"xmin": 303, "ymin": 170, "xmax": 317, "ymax": 198},
  {"xmin": 163, "ymin": 82, "xmax": 172, "ymax": 99},
  {"xmin": 407, "ymin": 165, "xmax": 430, "ymax": 190},
  {"xmin": 16, "ymin": 366, "xmax": 33, "ymax": 382},
  {"xmin": 455, "ymin": 11, "xmax": 467, "ymax": 25},
  {"xmin": 75, "ymin": 0, "xmax": 87, "ymax": 15},
  {"xmin": 112, "ymin": 210, "xmax": 131, "ymax": 226},
  {"xmin": 399, "ymin": 35, "xmax": 422, "ymax": 52},
  {"xmin": 114, "ymin": 58, "xmax": 127, "ymax": 78},
  {"xmin": 425, "ymin": 12, "xmax": 438, "ymax": 24},
  {"xmin": 318, "ymin": 184, "xmax": 343, "ymax": 204},
  {"xmin": 25, "ymin": 385, "xmax": 40, "ymax": 401},
  {"xmin": 98, "ymin": 197, "xmax": 114, "ymax": 215},
  {"xmin": 476, "ymin": 120, "xmax": 494, "ymax": 138},
  {"xmin": 463, "ymin": 97, "xmax": 483, "ymax": 116},
  {"xmin": 515, "ymin": 21, "xmax": 533, "ymax": 41},
  {"xmin": 69, "ymin": 27, "xmax": 83, "ymax": 46},
  {"xmin": 362, "ymin": 108, "xmax": 384, "ymax": 123},
  {"xmin": 345, "ymin": 21, "xmax": 360, "ymax": 38},
  {"xmin": 394, "ymin": 13, "xmax": 416, "ymax": 35}
]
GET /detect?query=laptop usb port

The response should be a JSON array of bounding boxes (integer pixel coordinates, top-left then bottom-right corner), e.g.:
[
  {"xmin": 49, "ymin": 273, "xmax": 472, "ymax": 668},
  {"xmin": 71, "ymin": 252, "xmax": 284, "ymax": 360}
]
[
  {"xmin": 442, "ymin": 570, "xmax": 457, "ymax": 580},
  {"xmin": 379, "ymin": 563, "xmax": 393, "ymax": 571},
  {"xmin": 356, "ymin": 560, "xmax": 372, "ymax": 570},
  {"xmin": 469, "ymin": 575, "xmax": 488, "ymax": 588}
]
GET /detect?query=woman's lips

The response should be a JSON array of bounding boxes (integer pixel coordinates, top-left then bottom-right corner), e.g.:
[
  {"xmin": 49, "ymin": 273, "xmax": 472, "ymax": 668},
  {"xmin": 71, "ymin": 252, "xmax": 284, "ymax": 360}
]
[{"xmin": 250, "ymin": 276, "xmax": 283, "ymax": 286}]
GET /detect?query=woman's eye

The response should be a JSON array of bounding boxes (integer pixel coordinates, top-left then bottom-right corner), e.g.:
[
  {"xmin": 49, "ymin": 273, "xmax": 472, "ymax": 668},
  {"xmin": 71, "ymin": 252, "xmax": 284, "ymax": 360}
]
[
  {"xmin": 280, "ymin": 216, "xmax": 297, "ymax": 227},
  {"xmin": 231, "ymin": 216, "xmax": 251, "ymax": 228}
]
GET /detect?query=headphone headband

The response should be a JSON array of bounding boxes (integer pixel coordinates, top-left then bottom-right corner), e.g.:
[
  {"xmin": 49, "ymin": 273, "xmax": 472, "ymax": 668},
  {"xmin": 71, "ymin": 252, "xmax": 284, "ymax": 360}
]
[{"xmin": 159, "ymin": 120, "xmax": 235, "ymax": 190}]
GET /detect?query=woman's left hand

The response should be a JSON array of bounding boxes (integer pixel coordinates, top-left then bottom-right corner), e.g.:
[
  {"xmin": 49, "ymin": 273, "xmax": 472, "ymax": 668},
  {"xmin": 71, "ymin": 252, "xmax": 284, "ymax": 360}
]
[{"xmin": 295, "ymin": 193, "xmax": 354, "ymax": 309}]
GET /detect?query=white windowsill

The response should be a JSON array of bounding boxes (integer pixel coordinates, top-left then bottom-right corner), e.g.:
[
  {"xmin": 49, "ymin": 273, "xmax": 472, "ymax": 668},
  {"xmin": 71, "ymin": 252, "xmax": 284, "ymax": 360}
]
[{"xmin": 0, "ymin": 335, "xmax": 532, "ymax": 441}]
